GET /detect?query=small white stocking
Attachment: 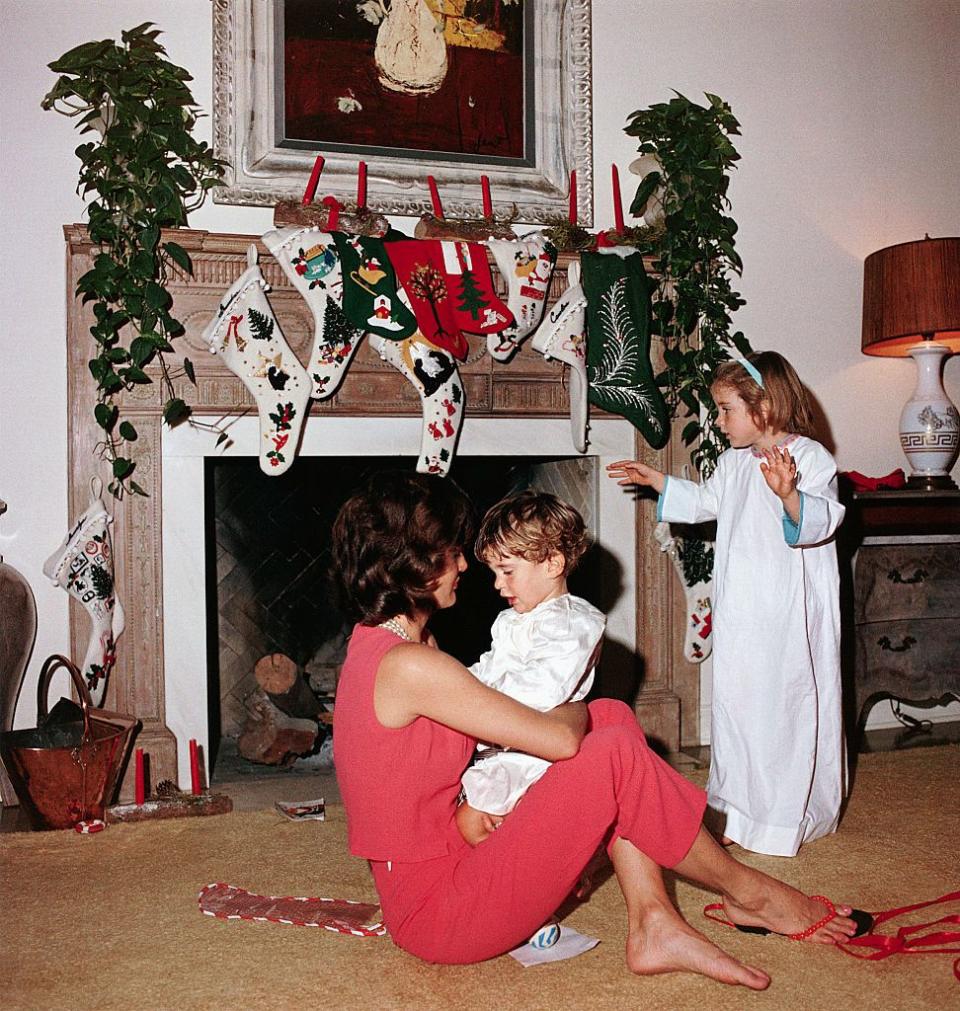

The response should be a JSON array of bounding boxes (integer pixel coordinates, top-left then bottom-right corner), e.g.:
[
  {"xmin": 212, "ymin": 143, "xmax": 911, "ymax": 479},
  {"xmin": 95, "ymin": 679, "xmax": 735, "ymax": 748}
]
[
  {"xmin": 654, "ymin": 521, "xmax": 713, "ymax": 663},
  {"xmin": 263, "ymin": 226, "xmax": 366, "ymax": 400},
  {"xmin": 531, "ymin": 262, "xmax": 589, "ymax": 453},
  {"xmin": 486, "ymin": 233, "xmax": 558, "ymax": 361},
  {"xmin": 42, "ymin": 477, "xmax": 125, "ymax": 705},
  {"xmin": 203, "ymin": 246, "xmax": 312, "ymax": 475},
  {"xmin": 369, "ymin": 334, "xmax": 465, "ymax": 476}
]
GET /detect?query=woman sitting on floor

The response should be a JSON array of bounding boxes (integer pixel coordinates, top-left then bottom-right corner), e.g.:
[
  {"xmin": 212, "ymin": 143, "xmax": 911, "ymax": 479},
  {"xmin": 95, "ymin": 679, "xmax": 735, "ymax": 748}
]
[{"xmin": 331, "ymin": 470, "xmax": 868, "ymax": 989}]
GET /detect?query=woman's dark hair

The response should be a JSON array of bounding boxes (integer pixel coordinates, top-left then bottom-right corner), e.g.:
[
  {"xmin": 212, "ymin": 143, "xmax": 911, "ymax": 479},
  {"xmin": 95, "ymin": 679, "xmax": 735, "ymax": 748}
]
[{"xmin": 331, "ymin": 470, "xmax": 475, "ymax": 625}]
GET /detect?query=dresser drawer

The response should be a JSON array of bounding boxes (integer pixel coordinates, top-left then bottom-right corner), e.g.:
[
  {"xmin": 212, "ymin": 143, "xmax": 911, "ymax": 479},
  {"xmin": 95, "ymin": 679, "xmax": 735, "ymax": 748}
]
[
  {"xmin": 853, "ymin": 544, "xmax": 960, "ymax": 623},
  {"xmin": 855, "ymin": 617, "xmax": 960, "ymax": 690}
]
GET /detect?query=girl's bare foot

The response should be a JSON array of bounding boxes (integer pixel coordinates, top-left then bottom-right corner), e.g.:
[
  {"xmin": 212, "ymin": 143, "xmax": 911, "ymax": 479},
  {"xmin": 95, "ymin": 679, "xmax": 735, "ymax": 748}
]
[
  {"xmin": 627, "ymin": 904, "xmax": 770, "ymax": 990},
  {"xmin": 722, "ymin": 883, "xmax": 859, "ymax": 944}
]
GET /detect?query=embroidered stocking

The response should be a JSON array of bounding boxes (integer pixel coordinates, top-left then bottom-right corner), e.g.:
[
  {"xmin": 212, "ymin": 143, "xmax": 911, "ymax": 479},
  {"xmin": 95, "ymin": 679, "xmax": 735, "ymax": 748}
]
[
  {"xmin": 581, "ymin": 250, "xmax": 670, "ymax": 450},
  {"xmin": 42, "ymin": 478, "xmax": 125, "ymax": 705},
  {"xmin": 263, "ymin": 226, "xmax": 367, "ymax": 400},
  {"xmin": 369, "ymin": 333, "xmax": 465, "ymax": 476},
  {"xmin": 203, "ymin": 246, "xmax": 312, "ymax": 475},
  {"xmin": 531, "ymin": 261, "xmax": 589, "ymax": 453},
  {"xmin": 383, "ymin": 239, "xmax": 469, "ymax": 361},
  {"xmin": 331, "ymin": 232, "xmax": 419, "ymax": 340},
  {"xmin": 654, "ymin": 521, "xmax": 713, "ymax": 662},
  {"xmin": 440, "ymin": 241, "xmax": 514, "ymax": 336},
  {"xmin": 486, "ymin": 233, "xmax": 558, "ymax": 361}
]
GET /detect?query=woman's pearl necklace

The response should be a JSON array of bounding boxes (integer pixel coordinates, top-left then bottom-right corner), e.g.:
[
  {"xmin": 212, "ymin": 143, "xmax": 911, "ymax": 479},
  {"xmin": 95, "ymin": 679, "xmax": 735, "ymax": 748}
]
[{"xmin": 378, "ymin": 617, "xmax": 416, "ymax": 642}]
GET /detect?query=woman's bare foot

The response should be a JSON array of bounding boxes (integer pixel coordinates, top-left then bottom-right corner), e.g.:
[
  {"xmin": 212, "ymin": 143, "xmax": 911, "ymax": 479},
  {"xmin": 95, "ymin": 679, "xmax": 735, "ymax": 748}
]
[
  {"xmin": 718, "ymin": 835, "xmax": 735, "ymax": 847},
  {"xmin": 721, "ymin": 881, "xmax": 858, "ymax": 944},
  {"xmin": 627, "ymin": 904, "xmax": 770, "ymax": 990}
]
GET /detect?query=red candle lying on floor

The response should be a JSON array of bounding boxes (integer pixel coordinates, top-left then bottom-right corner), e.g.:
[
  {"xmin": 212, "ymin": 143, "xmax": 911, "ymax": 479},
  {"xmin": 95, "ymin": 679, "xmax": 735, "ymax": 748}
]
[
  {"xmin": 135, "ymin": 747, "xmax": 145, "ymax": 805},
  {"xmin": 189, "ymin": 738, "xmax": 202, "ymax": 795}
]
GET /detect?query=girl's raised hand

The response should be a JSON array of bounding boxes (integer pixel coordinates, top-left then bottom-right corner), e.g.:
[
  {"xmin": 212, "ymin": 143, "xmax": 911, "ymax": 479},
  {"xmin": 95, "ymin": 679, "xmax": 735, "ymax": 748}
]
[
  {"xmin": 606, "ymin": 459, "xmax": 666, "ymax": 493},
  {"xmin": 759, "ymin": 446, "xmax": 798, "ymax": 500}
]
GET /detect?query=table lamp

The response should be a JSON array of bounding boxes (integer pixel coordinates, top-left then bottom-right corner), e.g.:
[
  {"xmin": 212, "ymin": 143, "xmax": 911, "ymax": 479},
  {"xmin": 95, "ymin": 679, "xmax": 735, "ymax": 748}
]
[{"xmin": 861, "ymin": 235, "xmax": 960, "ymax": 490}]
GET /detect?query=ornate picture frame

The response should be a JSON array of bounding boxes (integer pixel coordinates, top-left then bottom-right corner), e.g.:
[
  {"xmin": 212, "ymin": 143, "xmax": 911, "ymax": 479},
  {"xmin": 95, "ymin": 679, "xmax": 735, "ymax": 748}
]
[{"xmin": 211, "ymin": 0, "xmax": 593, "ymax": 224}]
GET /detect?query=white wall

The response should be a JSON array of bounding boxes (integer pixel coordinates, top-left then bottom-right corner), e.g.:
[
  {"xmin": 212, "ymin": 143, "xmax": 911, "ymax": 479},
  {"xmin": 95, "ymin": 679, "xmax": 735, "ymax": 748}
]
[{"xmin": 2, "ymin": 1, "xmax": 958, "ymax": 731}]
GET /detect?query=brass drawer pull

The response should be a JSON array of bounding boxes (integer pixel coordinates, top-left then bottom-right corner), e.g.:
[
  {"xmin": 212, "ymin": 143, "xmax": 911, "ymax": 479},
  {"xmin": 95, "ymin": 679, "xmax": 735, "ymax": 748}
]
[
  {"xmin": 877, "ymin": 635, "xmax": 917, "ymax": 653},
  {"xmin": 886, "ymin": 567, "xmax": 928, "ymax": 585}
]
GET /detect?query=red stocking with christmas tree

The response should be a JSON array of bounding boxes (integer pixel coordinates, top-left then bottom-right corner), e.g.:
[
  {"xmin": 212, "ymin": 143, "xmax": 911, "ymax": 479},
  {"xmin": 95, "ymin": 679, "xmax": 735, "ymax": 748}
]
[
  {"xmin": 440, "ymin": 240, "xmax": 514, "ymax": 337},
  {"xmin": 203, "ymin": 246, "xmax": 312, "ymax": 475}
]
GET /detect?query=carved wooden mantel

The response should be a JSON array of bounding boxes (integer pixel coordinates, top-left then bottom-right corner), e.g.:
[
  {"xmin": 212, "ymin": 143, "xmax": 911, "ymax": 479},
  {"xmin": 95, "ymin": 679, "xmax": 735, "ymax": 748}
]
[{"xmin": 64, "ymin": 226, "xmax": 698, "ymax": 795}]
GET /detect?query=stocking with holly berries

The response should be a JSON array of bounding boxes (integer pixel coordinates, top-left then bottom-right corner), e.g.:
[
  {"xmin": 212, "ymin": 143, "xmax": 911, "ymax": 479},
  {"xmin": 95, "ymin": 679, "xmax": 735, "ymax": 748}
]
[
  {"xmin": 203, "ymin": 245, "xmax": 312, "ymax": 475},
  {"xmin": 42, "ymin": 477, "xmax": 125, "ymax": 705},
  {"xmin": 654, "ymin": 520, "xmax": 713, "ymax": 662},
  {"xmin": 369, "ymin": 332, "xmax": 465, "ymax": 476},
  {"xmin": 262, "ymin": 226, "xmax": 367, "ymax": 400}
]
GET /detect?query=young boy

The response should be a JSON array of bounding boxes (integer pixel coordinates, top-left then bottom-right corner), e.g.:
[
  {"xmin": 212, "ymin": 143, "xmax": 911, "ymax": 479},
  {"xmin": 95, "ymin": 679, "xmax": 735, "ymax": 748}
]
[{"xmin": 456, "ymin": 490, "xmax": 605, "ymax": 847}]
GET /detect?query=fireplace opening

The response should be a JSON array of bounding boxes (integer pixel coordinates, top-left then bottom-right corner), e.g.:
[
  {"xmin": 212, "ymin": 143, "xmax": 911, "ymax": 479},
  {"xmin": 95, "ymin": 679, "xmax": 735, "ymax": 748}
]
[{"xmin": 204, "ymin": 454, "xmax": 603, "ymax": 782}]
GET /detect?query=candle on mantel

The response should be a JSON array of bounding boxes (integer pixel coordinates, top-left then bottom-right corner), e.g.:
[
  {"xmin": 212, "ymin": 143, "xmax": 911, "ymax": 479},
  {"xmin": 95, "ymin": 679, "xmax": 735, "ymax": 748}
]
[
  {"xmin": 568, "ymin": 169, "xmax": 577, "ymax": 224},
  {"xmin": 322, "ymin": 195, "xmax": 340, "ymax": 231},
  {"xmin": 189, "ymin": 738, "xmax": 202, "ymax": 796},
  {"xmin": 481, "ymin": 175, "xmax": 492, "ymax": 218},
  {"xmin": 612, "ymin": 163, "xmax": 625, "ymax": 234},
  {"xmin": 302, "ymin": 154, "xmax": 325, "ymax": 206},
  {"xmin": 427, "ymin": 175, "xmax": 444, "ymax": 219},
  {"xmin": 357, "ymin": 160, "xmax": 367, "ymax": 210},
  {"xmin": 135, "ymin": 747, "xmax": 145, "ymax": 805}
]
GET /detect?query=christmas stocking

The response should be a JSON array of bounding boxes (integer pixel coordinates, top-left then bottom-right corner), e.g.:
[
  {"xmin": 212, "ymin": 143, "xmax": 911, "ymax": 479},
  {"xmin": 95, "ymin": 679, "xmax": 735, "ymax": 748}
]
[
  {"xmin": 531, "ymin": 261, "xmax": 589, "ymax": 453},
  {"xmin": 440, "ymin": 241, "xmax": 514, "ymax": 337},
  {"xmin": 654, "ymin": 520, "xmax": 713, "ymax": 663},
  {"xmin": 330, "ymin": 232, "xmax": 419, "ymax": 341},
  {"xmin": 262, "ymin": 226, "xmax": 367, "ymax": 400},
  {"xmin": 203, "ymin": 245, "xmax": 312, "ymax": 475},
  {"xmin": 383, "ymin": 239, "xmax": 469, "ymax": 361},
  {"xmin": 581, "ymin": 250, "xmax": 670, "ymax": 450},
  {"xmin": 369, "ymin": 333, "xmax": 465, "ymax": 476},
  {"xmin": 486, "ymin": 233, "xmax": 558, "ymax": 361},
  {"xmin": 42, "ymin": 477, "xmax": 124, "ymax": 705}
]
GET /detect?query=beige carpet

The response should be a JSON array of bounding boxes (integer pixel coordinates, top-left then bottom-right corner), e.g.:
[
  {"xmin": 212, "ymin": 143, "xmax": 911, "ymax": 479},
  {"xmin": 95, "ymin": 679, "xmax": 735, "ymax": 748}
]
[{"xmin": 2, "ymin": 746, "xmax": 957, "ymax": 1011}]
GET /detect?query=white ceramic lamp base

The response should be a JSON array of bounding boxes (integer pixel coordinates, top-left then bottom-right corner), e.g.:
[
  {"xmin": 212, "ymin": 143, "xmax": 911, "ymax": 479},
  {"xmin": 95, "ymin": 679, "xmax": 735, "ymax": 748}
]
[{"xmin": 899, "ymin": 342, "xmax": 959, "ymax": 489}]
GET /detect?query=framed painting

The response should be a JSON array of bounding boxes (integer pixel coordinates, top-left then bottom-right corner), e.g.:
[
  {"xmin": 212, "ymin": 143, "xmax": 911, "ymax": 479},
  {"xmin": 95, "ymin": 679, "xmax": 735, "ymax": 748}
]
[{"xmin": 212, "ymin": 0, "xmax": 593, "ymax": 224}]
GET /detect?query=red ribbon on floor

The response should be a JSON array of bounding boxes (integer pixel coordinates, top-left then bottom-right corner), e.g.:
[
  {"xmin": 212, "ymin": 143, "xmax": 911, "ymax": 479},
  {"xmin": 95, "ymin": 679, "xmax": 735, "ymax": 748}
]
[{"xmin": 837, "ymin": 891, "xmax": 960, "ymax": 981}]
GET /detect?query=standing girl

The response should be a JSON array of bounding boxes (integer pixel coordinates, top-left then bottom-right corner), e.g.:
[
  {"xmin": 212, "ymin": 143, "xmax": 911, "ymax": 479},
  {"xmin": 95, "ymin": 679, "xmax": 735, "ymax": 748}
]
[{"xmin": 607, "ymin": 351, "xmax": 846, "ymax": 857}]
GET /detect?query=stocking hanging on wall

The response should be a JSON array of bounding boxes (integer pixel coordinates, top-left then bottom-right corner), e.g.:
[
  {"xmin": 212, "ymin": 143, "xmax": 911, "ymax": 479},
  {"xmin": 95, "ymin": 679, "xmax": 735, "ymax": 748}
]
[
  {"xmin": 654, "ymin": 521, "xmax": 713, "ymax": 663},
  {"xmin": 439, "ymin": 240, "xmax": 514, "ymax": 337},
  {"xmin": 581, "ymin": 250, "xmax": 670, "ymax": 450},
  {"xmin": 262, "ymin": 227, "xmax": 367, "ymax": 400},
  {"xmin": 369, "ymin": 333, "xmax": 465, "ymax": 476},
  {"xmin": 203, "ymin": 245, "xmax": 312, "ymax": 475},
  {"xmin": 486, "ymin": 233, "xmax": 558, "ymax": 361},
  {"xmin": 42, "ymin": 477, "xmax": 124, "ymax": 705}
]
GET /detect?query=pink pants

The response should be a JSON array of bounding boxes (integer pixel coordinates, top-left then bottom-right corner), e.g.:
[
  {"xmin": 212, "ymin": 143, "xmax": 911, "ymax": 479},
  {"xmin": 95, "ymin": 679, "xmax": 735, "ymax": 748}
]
[{"xmin": 370, "ymin": 699, "xmax": 706, "ymax": 963}]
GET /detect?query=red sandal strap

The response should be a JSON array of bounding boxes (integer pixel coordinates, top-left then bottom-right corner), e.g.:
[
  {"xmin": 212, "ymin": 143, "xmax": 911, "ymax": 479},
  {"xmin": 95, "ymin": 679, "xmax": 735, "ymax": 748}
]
[
  {"xmin": 702, "ymin": 902, "xmax": 736, "ymax": 929},
  {"xmin": 789, "ymin": 895, "xmax": 836, "ymax": 941}
]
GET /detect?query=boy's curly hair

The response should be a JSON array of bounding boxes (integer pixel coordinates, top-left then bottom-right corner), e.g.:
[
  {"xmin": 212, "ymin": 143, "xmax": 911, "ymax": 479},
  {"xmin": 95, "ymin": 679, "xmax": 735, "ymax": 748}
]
[
  {"xmin": 475, "ymin": 490, "xmax": 589, "ymax": 575},
  {"xmin": 331, "ymin": 471, "xmax": 475, "ymax": 624},
  {"xmin": 712, "ymin": 350, "xmax": 816, "ymax": 437}
]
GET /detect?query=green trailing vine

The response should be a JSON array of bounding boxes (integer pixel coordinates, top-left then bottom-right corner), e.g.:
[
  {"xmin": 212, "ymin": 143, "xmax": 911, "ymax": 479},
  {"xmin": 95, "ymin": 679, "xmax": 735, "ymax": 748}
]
[
  {"xmin": 42, "ymin": 23, "xmax": 226, "ymax": 498},
  {"xmin": 625, "ymin": 92, "xmax": 752, "ymax": 477}
]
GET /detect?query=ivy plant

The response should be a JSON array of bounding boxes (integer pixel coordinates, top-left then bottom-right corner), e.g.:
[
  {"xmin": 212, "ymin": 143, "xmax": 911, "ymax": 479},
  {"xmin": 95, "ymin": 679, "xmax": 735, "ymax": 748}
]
[
  {"xmin": 625, "ymin": 92, "xmax": 752, "ymax": 477},
  {"xmin": 42, "ymin": 23, "xmax": 226, "ymax": 498}
]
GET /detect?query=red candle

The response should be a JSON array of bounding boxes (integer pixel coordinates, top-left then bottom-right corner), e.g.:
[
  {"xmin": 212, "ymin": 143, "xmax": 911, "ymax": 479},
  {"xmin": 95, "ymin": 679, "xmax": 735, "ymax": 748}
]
[
  {"xmin": 481, "ymin": 175, "xmax": 492, "ymax": 217},
  {"xmin": 322, "ymin": 195, "xmax": 340, "ymax": 231},
  {"xmin": 357, "ymin": 161, "xmax": 367, "ymax": 210},
  {"xmin": 189, "ymin": 738, "xmax": 202, "ymax": 796},
  {"xmin": 302, "ymin": 154, "xmax": 324, "ymax": 206},
  {"xmin": 427, "ymin": 175, "xmax": 444, "ymax": 219},
  {"xmin": 612, "ymin": 163, "xmax": 625, "ymax": 233},
  {"xmin": 134, "ymin": 747, "xmax": 145, "ymax": 805},
  {"xmin": 568, "ymin": 169, "xmax": 577, "ymax": 225}
]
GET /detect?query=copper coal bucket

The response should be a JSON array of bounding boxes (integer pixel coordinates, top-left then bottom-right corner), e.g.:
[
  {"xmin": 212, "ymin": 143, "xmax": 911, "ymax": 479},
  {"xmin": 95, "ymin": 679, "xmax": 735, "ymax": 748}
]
[{"xmin": 0, "ymin": 655, "xmax": 138, "ymax": 830}]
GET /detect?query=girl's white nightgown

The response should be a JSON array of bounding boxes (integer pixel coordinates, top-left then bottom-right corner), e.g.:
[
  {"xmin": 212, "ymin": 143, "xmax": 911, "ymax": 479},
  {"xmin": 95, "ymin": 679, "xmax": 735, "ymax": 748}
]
[
  {"xmin": 462, "ymin": 594, "xmax": 605, "ymax": 817},
  {"xmin": 659, "ymin": 436, "xmax": 846, "ymax": 856}
]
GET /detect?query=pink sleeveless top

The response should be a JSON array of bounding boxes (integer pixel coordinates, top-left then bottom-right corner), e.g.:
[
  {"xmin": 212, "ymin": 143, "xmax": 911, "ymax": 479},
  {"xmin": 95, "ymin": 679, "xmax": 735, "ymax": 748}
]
[{"xmin": 334, "ymin": 624, "xmax": 475, "ymax": 862}]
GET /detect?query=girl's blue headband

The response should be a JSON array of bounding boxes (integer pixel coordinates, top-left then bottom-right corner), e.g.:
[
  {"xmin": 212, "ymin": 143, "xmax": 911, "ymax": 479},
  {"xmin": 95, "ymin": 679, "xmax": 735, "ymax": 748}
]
[{"xmin": 734, "ymin": 358, "xmax": 764, "ymax": 389}]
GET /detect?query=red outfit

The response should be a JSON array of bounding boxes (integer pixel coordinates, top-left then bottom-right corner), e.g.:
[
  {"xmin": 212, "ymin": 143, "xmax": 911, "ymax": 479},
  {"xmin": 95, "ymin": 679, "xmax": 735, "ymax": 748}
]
[{"xmin": 334, "ymin": 624, "xmax": 706, "ymax": 964}]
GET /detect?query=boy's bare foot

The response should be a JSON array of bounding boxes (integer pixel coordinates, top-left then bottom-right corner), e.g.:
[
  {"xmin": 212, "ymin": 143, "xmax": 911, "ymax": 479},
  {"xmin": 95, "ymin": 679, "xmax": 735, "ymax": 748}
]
[
  {"xmin": 626, "ymin": 904, "xmax": 769, "ymax": 989},
  {"xmin": 721, "ymin": 882, "xmax": 859, "ymax": 944}
]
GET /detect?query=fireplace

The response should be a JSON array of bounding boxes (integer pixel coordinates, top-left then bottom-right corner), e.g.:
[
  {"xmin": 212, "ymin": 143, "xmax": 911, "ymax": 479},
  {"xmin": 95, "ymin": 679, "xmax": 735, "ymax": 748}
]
[{"xmin": 64, "ymin": 227, "xmax": 699, "ymax": 797}]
